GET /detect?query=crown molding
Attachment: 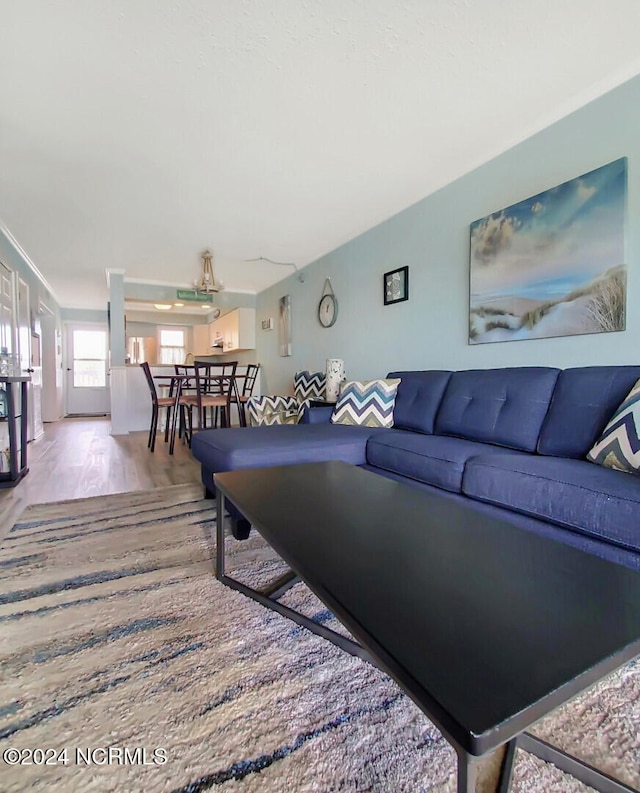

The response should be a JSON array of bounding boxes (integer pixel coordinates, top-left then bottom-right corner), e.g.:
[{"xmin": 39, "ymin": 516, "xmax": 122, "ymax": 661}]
[{"xmin": 0, "ymin": 220, "xmax": 59, "ymax": 303}]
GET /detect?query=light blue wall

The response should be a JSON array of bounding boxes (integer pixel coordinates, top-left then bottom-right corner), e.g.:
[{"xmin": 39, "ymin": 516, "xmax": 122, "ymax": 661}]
[
  {"xmin": 60, "ymin": 308, "xmax": 109, "ymax": 323},
  {"xmin": 108, "ymin": 272, "xmax": 126, "ymax": 365},
  {"xmin": 0, "ymin": 231, "xmax": 61, "ymax": 322},
  {"xmin": 256, "ymin": 73, "xmax": 640, "ymax": 396}
]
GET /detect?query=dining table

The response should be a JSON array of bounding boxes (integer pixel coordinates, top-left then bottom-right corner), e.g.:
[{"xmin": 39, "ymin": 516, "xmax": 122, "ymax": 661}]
[
  {"xmin": 153, "ymin": 367, "xmax": 246, "ymax": 453},
  {"xmin": 181, "ymin": 370, "xmax": 246, "ymax": 434}
]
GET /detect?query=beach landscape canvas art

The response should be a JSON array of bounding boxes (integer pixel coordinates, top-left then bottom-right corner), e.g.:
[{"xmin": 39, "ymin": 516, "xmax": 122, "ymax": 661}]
[{"xmin": 469, "ymin": 158, "xmax": 627, "ymax": 344}]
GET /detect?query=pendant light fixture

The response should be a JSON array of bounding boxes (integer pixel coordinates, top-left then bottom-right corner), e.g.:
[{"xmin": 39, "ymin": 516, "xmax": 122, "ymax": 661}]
[{"xmin": 194, "ymin": 249, "xmax": 224, "ymax": 294}]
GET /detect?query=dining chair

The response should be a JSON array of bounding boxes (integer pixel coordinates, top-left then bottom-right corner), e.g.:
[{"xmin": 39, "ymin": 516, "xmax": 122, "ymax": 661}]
[
  {"xmin": 174, "ymin": 364, "xmax": 196, "ymax": 440},
  {"xmin": 231, "ymin": 363, "xmax": 260, "ymax": 427},
  {"xmin": 140, "ymin": 361, "xmax": 176, "ymax": 452},
  {"xmin": 181, "ymin": 361, "xmax": 238, "ymax": 441}
]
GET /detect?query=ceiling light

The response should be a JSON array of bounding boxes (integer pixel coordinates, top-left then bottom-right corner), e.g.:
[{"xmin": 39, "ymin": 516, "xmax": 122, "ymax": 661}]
[
  {"xmin": 174, "ymin": 302, "xmax": 184, "ymax": 307},
  {"xmin": 194, "ymin": 249, "xmax": 224, "ymax": 294},
  {"xmin": 201, "ymin": 304, "xmax": 211, "ymax": 309},
  {"xmin": 154, "ymin": 303, "xmax": 172, "ymax": 310}
]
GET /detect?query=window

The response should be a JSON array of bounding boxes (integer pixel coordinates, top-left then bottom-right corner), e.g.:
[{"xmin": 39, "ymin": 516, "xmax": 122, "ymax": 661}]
[{"xmin": 159, "ymin": 329, "xmax": 185, "ymax": 365}]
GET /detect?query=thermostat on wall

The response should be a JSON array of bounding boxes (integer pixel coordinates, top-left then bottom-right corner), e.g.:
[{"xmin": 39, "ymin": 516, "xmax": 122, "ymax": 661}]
[{"xmin": 261, "ymin": 318, "xmax": 274, "ymax": 331}]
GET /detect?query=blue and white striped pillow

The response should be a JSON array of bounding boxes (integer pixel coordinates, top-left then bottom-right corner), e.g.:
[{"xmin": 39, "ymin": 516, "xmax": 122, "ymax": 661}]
[
  {"xmin": 587, "ymin": 378, "xmax": 640, "ymax": 473},
  {"xmin": 331, "ymin": 379, "xmax": 401, "ymax": 428}
]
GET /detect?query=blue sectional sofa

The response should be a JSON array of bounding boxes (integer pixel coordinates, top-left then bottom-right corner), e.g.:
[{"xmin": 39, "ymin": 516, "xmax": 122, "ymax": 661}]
[{"xmin": 190, "ymin": 366, "xmax": 640, "ymax": 570}]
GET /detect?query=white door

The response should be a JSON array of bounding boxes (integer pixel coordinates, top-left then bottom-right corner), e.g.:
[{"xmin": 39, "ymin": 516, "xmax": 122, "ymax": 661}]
[
  {"xmin": 0, "ymin": 263, "xmax": 15, "ymax": 459},
  {"xmin": 0, "ymin": 262, "xmax": 14, "ymax": 355},
  {"xmin": 15, "ymin": 277, "xmax": 30, "ymax": 377},
  {"xmin": 30, "ymin": 316, "xmax": 44, "ymax": 439},
  {"xmin": 65, "ymin": 324, "xmax": 111, "ymax": 415},
  {"xmin": 14, "ymin": 276, "xmax": 42, "ymax": 440},
  {"xmin": 40, "ymin": 313, "xmax": 63, "ymax": 422}
]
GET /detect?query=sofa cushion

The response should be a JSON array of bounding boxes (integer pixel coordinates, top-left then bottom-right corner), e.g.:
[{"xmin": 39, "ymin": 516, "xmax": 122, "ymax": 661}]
[
  {"xmin": 331, "ymin": 379, "xmax": 401, "ymax": 428},
  {"xmin": 386, "ymin": 370, "xmax": 452, "ymax": 434},
  {"xmin": 300, "ymin": 404, "xmax": 335, "ymax": 424},
  {"xmin": 366, "ymin": 431, "xmax": 522, "ymax": 493},
  {"xmin": 587, "ymin": 378, "xmax": 640, "ymax": 474},
  {"xmin": 435, "ymin": 367, "xmax": 560, "ymax": 452},
  {"xmin": 462, "ymin": 453, "xmax": 640, "ymax": 553},
  {"xmin": 538, "ymin": 366, "xmax": 640, "ymax": 458},
  {"xmin": 191, "ymin": 423, "xmax": 380, "ymax": 473}
]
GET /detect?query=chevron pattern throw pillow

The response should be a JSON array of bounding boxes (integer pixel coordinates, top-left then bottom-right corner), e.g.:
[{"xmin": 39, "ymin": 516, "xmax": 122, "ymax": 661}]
[
  {"xmin": 587, "ymin": 378, "xmax": 640, "ymax": 473},
  {"xmin": 246, "ymin": 395, "xmax": 299, "ymax": 426},
  {"xmin": 331, "ymin": 378, "xmax": 401, "ymax": 428},
  {"xmin": 293, "ymin": 371, "xmax": 327, "ymax": 421},
  {"xmin": 293, "ymin": 371, "xmax": 326, "ymax": 402}
]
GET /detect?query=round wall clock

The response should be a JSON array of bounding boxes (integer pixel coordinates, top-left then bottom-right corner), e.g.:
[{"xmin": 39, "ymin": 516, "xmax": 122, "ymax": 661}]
[{"xmin": 318, "ymin": 279, "xmax": 338, "ymax": 327}]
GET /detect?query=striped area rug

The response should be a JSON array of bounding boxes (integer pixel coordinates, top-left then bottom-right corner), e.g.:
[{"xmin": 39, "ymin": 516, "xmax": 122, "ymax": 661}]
[{"xmin": 0, "ymin": 484, "xmax": 638, "ymax": 793}]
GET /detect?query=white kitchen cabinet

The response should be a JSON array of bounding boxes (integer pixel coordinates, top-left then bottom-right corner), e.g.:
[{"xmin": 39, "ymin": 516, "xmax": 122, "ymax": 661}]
[
  {"xmin": 209, "ymin": 308, "xmax": 256, "ymax": 353},
  {"xmin": 192, "ymin": 323, "xmax": 211, "ymax": 355}
]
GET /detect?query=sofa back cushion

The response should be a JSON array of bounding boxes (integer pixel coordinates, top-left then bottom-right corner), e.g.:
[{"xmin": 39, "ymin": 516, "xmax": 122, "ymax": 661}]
[
  {"xmin": 538, "ymin": 366, "xmax": 640, "ymax": 458},
  {"xmin": 435, "ymin": 367, "xmax": 560, "ymax": 452},
  {"xmin": 386, "ymin": 370, "xmax": 452, "ymax": 434}
]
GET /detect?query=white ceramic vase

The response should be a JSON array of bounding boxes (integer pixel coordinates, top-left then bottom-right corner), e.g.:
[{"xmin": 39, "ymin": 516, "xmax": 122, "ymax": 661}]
[{"xmin": 325, "ymin": 358, "xmax": 346, "ymax": 402}]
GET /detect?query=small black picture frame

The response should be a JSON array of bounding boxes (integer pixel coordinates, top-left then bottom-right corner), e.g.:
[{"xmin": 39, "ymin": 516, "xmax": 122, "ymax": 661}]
[{"xmin": 383, "ymin": 266, "xmax": 409, "ymax": 305}]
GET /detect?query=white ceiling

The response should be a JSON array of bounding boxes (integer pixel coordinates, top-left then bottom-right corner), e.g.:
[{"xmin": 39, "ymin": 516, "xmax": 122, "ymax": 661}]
[{"xmin": 2, "ymin": 1, "xmax": 640, "ymax": 310}]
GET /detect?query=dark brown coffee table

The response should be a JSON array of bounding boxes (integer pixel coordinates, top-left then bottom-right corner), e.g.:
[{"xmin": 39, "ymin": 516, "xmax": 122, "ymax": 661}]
[{"xmin": 214, "ymin": 461, "xmax": 640, "ymax": 793}]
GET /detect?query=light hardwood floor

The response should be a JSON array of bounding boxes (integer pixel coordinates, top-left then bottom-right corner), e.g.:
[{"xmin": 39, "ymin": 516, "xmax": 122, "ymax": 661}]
[{"xmin": 0, "ymin": 417, "xmax": 201, "ymax": 537}]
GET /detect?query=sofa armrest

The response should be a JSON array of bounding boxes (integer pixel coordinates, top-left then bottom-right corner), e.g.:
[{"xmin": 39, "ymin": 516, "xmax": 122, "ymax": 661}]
[{"xmin": 300, "ymin": 404, "xmax": 335, "ymax": 425}]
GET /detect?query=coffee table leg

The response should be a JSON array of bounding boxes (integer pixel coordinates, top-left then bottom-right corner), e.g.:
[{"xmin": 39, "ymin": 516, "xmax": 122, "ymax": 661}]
[
  {"xmin": 216, "ymin": 489, "xmax": 225, "ymax": 580},
  {"xmin": 457, "ymin": 742, "xmax": 516, "ymax": 793},
  {"xmin": 518, "ymin": 733, "xmax": 638, "ymax": 793},
  {"xmin": 457, "ymin": 752, "xmax": 480, "ymax": 793},
  {"xmin": 212, "ymin": 483, "xmax": 376, "ymax": 663}
]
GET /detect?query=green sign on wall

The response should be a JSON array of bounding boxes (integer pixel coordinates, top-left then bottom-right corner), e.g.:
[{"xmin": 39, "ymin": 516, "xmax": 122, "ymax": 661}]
[{"xmin": 176, "ymin": 289, "xmax": 214, "ymax": 303}]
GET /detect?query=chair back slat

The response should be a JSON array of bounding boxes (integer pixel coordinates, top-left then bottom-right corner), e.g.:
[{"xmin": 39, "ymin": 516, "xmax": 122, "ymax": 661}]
[
  {"xmin": 240, "ymin": 363, "xmax": 261, "ymax": 397},
  {"xmin": 190, "ymin": 361, "xmax": 239, "ymax": 429},
  {"xmin": 140, "ymin": 361, "xmax": 159, "ymax": 406},
  {"xmin": 174, "ymin": 364, "xmax": 196, "ymax": 392},
  {"xmin": 194, "ymin": 361, "xmax": 237, "ymax": 396}
]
